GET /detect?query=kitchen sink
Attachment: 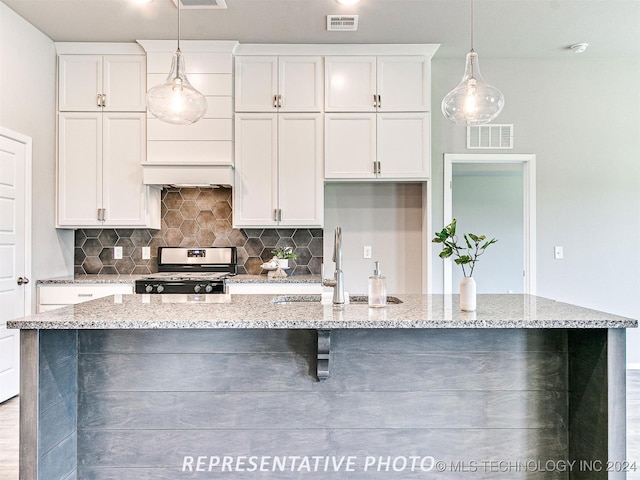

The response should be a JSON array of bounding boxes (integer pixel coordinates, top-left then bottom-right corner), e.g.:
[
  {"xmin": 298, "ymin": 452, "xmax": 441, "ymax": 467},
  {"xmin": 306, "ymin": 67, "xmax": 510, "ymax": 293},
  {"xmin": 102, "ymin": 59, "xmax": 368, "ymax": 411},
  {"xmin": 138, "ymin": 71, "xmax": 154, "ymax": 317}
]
[
  {"xmin": 271, "ymin": 295, "xmax": 403, "ymax": 305},
  {"xmin": 348, "ymin": 295, "xmax": 403, "ymax": 305}
]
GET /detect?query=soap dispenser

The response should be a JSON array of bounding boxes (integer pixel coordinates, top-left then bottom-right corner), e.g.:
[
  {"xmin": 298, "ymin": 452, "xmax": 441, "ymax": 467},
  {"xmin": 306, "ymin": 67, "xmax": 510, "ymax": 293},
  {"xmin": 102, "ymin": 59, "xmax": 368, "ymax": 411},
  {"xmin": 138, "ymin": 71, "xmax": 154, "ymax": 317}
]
[{"xmin": 368, "ymin": 261, "xmax": 387, "ymax": 308}]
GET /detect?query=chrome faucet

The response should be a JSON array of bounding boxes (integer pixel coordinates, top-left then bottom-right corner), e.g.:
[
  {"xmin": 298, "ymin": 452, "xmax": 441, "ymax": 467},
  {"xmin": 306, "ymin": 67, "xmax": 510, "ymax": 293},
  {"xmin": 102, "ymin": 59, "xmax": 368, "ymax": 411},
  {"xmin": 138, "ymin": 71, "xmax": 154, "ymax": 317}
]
[{"xmin": 322, "ymin": 226, "xmax": 345, "ymax": 305}]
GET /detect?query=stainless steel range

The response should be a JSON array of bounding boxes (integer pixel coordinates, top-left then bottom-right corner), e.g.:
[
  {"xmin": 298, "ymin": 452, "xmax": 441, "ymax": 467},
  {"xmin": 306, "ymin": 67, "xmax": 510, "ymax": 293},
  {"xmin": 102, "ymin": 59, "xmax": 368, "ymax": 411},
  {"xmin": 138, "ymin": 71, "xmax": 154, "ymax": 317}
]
[{"xmin": 135, "ymin": 247, "xmax": 237, "ymax": 294}]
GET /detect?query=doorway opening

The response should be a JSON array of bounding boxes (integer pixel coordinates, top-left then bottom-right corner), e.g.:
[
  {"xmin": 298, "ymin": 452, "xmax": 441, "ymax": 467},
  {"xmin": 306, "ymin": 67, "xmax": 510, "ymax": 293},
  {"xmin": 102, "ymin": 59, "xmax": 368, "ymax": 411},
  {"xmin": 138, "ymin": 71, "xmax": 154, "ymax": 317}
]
[{"xmin": 443, "ymin": 154, "xmax": 536, "ymax": 295}]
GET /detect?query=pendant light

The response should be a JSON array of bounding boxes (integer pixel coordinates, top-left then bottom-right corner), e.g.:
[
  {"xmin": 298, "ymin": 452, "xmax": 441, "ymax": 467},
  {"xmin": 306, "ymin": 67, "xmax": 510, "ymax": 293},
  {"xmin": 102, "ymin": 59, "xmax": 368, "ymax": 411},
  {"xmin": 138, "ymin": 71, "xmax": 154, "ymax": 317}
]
[
  {"xmin": 146, "ymin": 0, "xmax": 207, "ymax": 125},
  {"xmin": 441, "ymin": 0, "xmax": 504, "ymax": 126}
]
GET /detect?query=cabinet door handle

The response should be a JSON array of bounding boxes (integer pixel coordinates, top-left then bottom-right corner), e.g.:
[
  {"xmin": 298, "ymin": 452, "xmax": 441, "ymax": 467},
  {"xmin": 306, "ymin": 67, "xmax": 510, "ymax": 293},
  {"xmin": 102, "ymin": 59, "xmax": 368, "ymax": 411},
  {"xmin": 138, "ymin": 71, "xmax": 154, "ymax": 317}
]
[
  {"xmin": 278, "ymin": 95, "xmax": 282, "ymax": 108},
  {"xmin": 274, "ymin": 209, "xmax": 278, "ymax": 221},
  {"xmin": 98, "ymin": 208, "xmax": 106, "ymax": 221},
  {"xmin": 373, "ymin": 94, "xmax": 378, "ymax": 108},
  {"xmin": 373, "ymin": 161, "xmax": 378, "ymax": 174},
  {"xmin": 102, "ymin": 94, "xmax": 106, "ymax": 107},
  {"xmin": 377, "ymin": 95, "xmax": 381, "ymax": 109},
  {"xmin": 377, "ymin": 161, "xmax": 382, "ymax": 175},
  {"xmin": 273, "ymin": 95, "xmax": 278, "ymax": 108},
  {"xmin": 278, "ymin": 209, "xmax": 282, "ymax": 222},
  {"xmin": 97, "ymin": 94, "xmax": 102, "ymax": 107}
]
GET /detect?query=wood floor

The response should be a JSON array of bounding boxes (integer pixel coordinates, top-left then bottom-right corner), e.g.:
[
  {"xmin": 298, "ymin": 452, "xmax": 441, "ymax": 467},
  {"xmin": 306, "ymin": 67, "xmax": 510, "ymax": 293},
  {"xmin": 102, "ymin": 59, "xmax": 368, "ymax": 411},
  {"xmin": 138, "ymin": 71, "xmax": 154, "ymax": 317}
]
[
  {"xmin": 1, "ymin": 372, "xmax": 639, "ymax": 479},
  {"xmin": 0, "ymin": 395, "xmax": 19, "ymax": 480}
]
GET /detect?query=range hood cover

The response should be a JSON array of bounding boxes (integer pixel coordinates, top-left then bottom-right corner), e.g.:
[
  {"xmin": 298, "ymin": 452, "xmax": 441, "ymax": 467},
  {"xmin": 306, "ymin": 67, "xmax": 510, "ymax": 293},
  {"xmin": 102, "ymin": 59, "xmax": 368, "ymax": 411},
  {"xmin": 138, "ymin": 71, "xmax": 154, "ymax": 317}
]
[{"xmin": 142, "ymin": 164, "xmax": 233, "ymax": 187}]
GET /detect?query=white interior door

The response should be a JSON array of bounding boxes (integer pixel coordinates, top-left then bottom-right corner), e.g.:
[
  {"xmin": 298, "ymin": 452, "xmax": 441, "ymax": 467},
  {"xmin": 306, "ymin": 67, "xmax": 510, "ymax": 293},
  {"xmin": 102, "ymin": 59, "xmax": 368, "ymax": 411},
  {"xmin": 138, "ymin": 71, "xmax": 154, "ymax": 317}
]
[{"xmin": 0, "ymin": 127, "xmax": 31, "ymax": 402}]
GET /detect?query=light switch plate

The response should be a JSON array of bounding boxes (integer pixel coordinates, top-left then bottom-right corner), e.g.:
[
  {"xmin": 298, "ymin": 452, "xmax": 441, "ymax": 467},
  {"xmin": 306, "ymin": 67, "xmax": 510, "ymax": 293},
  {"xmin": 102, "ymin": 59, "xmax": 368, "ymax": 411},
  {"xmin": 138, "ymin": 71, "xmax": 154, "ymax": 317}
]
[
  {"xmin": 554, "ymin": 246, "xmax": 563, "ymax": 259},
  {"xmin": 363, "ymin": 246, "xmax": 372, "ymax": 259},
  {"xmin": 142, "ymin": 246, "xmax": 151, "ymax": 260},
  {"xmin": 114, "ymin": 246, "xmax": 123, "ymax": 260}
]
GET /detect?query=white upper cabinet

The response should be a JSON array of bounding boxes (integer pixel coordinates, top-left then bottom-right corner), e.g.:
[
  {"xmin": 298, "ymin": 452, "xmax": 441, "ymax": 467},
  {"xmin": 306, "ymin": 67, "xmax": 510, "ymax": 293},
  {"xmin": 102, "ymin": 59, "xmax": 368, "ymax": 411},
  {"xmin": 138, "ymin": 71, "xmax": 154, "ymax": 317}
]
[
  {"xmin": 325, "ymin": 55, "xmax": 430, "ymax": 112},
  {"xmin": 376, "ymin": 56, "xmax": 431, "ymax": 112},
  {"xmin": 234, "ymin": 113, "xmax": 323, "ymax": 227},
  {"xmin": 325, "ymin": 56, "xmax": 376, "ymax": 112},
  {"xmin": 57, "ymin": 112, "xmax": 159, "ymax": 228},
  {"xmin": 325, "ymin": 112, "xmax": 430, "ymax": 180},
  {"xmin": 235, "ymin": 56, "xmax": 323, "ymax": 112},
  {"xmin": 58, "ymin": 54, "xmax": 146, "ymax": 112}
]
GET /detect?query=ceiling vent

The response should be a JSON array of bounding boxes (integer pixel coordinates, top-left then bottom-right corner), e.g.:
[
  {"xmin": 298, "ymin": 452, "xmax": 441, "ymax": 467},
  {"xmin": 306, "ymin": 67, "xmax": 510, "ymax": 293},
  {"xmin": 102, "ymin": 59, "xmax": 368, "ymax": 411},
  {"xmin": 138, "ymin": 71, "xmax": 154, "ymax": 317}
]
[
  {"xmin": 327, "ymin": 15, "xmax": 359, "ymax": 31},
  {"xmin": 467, "ymin": 124, "xmax": 514, "ymax": 149},
  {"xmin": 172, "ymin": 0, "xmax": 228, "ymax": 9}
]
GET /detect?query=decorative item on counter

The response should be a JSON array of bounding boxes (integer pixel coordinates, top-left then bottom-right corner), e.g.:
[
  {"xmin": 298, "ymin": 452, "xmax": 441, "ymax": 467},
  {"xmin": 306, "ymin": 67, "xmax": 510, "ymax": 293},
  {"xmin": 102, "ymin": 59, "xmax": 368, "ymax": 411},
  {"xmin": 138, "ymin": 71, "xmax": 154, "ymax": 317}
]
[
  {"xmin": 368, "ymin": 261, "xmax": 387, "ymax": 308},
  {"xmin": 271, "ymin": 246, "xmax": 297, "ymax": 270},
  {"xmin": 261, "ymin": 255, "xmax": 289, "ymax": 279},
  {"xmin": 432, "ymin": 219, "xmax": 497, "ymax": 312}
]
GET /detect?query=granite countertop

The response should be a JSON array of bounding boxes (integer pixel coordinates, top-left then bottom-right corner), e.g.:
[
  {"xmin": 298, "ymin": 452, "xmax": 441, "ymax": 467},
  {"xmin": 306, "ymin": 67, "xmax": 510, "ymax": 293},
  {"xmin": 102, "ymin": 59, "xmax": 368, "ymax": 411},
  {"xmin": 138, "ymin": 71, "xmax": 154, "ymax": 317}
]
[
  {"xmin": 9, "ymin": 294, "xmax": 637, "ymax": 330},
  {"xmin": 36, "ymin": 274, "xmax": 322, "ymax": 285}
]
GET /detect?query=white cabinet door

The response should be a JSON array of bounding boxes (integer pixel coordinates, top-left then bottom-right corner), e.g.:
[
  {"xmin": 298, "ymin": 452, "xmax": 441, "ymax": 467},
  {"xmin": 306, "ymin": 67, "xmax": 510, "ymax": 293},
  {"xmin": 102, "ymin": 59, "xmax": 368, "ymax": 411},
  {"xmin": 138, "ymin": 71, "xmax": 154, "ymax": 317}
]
[
  {"xmin": 235, "ymin": 56, "xmax": 278, "ymax": 112},
  {"xmin": 325, "ymin": 56, "xmax": 376, "ymax": 112},
  {"xmin": 58, "ymin": 55, "xmax": 146, "ymax": 112},
  {"xmin": 278, "ymin": 114, "xmax": 323, "ymax": 226},
  {"xmin": 58, "ymin": 113, "xmax": 155, "ymax": 227},
  {"xmin": 102, "ymin": 55, "xmax": 146, "ymax": 112},
  {"xmin": 102, "ymin": 113, "xmax": 147, "ymax": 225},
  {"xmin": 235, "ymin": 56, "xmax": 323, "ymax": 112},
  {"xmin": 377, "ymin": 56, "xmax": 431, "ymax": 112},
  {"xmin": 58, "ymin": 55, "xmax": 103, "ymax": 112},
  {"xmin": 377, "ymin": 113, "xmax": 430, "ymax": 179},
  {"xmin": 324, "ymin": 113, "xmax": 376, "ymax": 179},
  {"xmin": 234, "ymin": 114, "xmax": 278, "ymax": 226},
  {"xmin": 235, "ymin": 114, "xmax": 323, "ymax": 227},
  {"xmin": 57, "ymin": 113, "xmax": 102, "ymax": 226},
  {"xmin": 278, "ymin": 56, "xmax": 323, "ymax": 112}
]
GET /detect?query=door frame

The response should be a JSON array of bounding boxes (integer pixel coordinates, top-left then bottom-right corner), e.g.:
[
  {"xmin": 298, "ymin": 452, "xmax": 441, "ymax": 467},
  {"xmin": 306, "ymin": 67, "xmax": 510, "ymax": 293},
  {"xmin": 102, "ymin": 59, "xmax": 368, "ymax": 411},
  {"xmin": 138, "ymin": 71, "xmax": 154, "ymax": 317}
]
[{"xmin": 443, "ymin": 153, "xmax": 536, "ymax": 295}]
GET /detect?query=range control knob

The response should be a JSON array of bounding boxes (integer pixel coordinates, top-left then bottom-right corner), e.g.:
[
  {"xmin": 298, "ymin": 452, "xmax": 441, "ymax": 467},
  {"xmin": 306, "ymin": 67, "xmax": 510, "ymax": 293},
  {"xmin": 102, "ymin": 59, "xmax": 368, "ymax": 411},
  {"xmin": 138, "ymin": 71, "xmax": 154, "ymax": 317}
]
[
  {"xmin": 194, "ymin": 284, "xmax": 202, "ymax": 293},
  {"xmin": 145, "ymin": 284, "xmax": 153, "ymax": 293},
  {"xmin": 156, "ymin": 285, "xmax": 165, "ymax": 293},
  {"xmin": 205, "ymin": 284, "xmax": 213, "ymax": 293}
]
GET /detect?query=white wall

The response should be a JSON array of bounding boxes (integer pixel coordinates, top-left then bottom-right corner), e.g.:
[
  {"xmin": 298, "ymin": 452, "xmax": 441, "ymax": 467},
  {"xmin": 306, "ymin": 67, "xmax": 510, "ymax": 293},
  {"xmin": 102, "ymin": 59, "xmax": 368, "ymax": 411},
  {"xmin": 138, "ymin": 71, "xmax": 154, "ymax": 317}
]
[
  {"xmin": 0, "ymin": 3, "xmax": 74, "ymax": 312},
  {"xmin": 324, "ymin": 183, "xmax": 424, "ymax": 295},
  {"xmin": 431, "ymin": 56, "xmax": 640, "ymax": 364}
]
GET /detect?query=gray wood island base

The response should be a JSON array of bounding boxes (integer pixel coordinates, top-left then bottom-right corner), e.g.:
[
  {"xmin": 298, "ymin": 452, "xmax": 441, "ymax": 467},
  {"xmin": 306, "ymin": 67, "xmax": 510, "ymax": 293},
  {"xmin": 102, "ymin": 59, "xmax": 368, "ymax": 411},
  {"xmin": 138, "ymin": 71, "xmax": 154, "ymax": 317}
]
[{"xmin": 8, "ymin": 294, "xmax": 637, "ymax": 480}]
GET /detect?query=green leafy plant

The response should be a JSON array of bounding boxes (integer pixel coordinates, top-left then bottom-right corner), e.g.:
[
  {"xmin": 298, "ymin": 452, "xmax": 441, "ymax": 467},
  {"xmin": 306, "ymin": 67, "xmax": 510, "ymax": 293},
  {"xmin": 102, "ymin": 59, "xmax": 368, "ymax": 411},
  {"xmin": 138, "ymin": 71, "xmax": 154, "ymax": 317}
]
[
  {"xmin": 271, "ymin": 246, "xmax": 297, "ymax": 260},
  {"xmin": 432, "ymin": 219, "xmax": 497, "ymax": 277}
]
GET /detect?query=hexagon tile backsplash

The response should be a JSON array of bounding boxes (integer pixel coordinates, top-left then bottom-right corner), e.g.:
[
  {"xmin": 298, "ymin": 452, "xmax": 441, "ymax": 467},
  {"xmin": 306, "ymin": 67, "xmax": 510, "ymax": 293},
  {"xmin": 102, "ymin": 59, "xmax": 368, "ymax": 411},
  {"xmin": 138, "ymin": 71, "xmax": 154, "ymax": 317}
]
[{"xmin": 74, "ymin": 187, "xmax": 323, "ymax": 276}]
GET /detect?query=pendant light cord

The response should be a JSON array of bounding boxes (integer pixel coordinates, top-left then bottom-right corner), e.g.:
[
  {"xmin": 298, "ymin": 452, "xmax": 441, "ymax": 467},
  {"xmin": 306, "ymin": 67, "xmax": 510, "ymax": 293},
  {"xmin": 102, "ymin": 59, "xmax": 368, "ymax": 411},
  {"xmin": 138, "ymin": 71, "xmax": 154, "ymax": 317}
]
[
  {"xmin": 177, "ymin": 0, "xmax": 181, "ymax": 52},
  {"xmin": 470, "ymin": 0, "xmax": 474, "ymax": 52}
]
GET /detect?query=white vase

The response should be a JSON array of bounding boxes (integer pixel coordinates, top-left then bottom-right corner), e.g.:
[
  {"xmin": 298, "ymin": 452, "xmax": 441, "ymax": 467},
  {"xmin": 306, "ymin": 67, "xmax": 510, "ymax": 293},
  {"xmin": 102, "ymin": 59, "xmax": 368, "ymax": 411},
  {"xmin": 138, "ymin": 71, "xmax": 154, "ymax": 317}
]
[
  {"xmin": 459, "ymin": 276, "xmax": 476, "ymax": 312},
  {"xmin": 276, "ymin": 259, "xmax": 289, "ymax": 269}
]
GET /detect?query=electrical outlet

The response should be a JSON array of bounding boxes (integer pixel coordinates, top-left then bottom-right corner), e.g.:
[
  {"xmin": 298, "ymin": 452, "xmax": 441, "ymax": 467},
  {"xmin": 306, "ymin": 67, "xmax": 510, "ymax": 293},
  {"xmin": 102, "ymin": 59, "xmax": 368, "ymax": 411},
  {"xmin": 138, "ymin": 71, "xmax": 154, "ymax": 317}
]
[
  {"xmin": 363, "ymin": 246, "xmax": 372, "ymax": 259},
  {"xmin": 142, "ymin": 246, "xmax": 151, "ymax": 260},
  {"xmin": 114, "ymin": 246, "xmax": 123, "ymax": 260},
  {"xmin": 554, "ymin": 246, "xmax": 563, "ymax": 259}
]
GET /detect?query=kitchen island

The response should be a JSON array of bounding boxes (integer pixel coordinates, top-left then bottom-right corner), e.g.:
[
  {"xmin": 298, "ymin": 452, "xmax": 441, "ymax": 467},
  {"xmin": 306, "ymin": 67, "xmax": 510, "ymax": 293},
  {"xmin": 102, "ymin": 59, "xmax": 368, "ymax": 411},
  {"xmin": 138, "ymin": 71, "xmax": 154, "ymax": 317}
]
[{"xmin": 9, "ymin": 294, "xmax": 636, "ymax": 480}]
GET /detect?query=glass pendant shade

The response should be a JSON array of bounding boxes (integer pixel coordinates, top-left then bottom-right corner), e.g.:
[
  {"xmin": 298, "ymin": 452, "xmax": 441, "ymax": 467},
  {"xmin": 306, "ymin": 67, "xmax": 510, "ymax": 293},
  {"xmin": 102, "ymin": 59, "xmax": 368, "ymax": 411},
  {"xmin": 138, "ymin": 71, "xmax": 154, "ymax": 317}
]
[
  {"xmin": 441, "ymin": 50, "xmax": 504, "ymax": 126},
  {"xmin": 147, "ymin": 50, "xmax": 207, "ymax": 125}
]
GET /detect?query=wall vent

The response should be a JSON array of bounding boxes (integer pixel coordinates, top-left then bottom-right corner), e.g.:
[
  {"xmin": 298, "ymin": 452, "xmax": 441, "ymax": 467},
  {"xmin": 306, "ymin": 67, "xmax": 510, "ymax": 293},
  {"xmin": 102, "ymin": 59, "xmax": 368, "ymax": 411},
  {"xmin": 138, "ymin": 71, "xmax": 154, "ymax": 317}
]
[
  {"xmin": 173, "ymin": 0, "xmax": 228, "ymax": 9},
  {"xmin": 467, "ymin": 124, "xmax": 514, "ymax": 149},
  {"xmin": 327, "ymin": 15, "xmax": 359, "ymax": 31}
]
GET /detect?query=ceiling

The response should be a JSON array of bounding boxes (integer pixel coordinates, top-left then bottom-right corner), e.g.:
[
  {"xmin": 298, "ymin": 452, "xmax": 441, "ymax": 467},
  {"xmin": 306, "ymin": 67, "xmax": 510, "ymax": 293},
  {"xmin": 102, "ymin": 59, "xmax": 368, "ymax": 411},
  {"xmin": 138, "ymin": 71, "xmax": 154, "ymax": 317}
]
[{"xmin": 2, "ymin": 0, "xmax": 639, "ymax": 59}]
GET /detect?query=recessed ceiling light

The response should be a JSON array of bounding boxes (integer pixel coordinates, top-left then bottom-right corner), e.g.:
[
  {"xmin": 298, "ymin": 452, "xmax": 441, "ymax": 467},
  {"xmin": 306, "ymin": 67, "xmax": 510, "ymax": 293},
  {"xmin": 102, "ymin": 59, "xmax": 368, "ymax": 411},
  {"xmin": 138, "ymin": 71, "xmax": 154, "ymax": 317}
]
[
  {"xmin": 570, "ymin": 43, "xmax": 589, "ymax": 54},
  {"xmin": 336, "ymin": 0, "xmax": 361, "ymax": 5},
  {"xmin": 133, "ymin": 0, "xmax": 153, "ymax": 4}
]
